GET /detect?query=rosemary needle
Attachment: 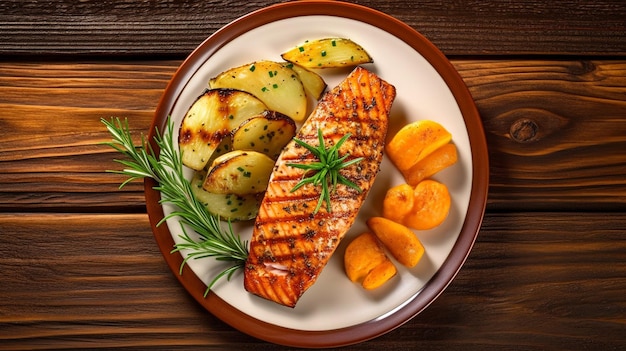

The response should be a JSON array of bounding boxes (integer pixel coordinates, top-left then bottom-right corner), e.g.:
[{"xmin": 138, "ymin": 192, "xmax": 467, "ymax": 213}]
[
  {"xmin": 287, "ymin": 129, "xmax": 364, "ymax": 214},
  {"xmin": 101, "ymin": 117, "xmax": 248, "ymax": 297}
]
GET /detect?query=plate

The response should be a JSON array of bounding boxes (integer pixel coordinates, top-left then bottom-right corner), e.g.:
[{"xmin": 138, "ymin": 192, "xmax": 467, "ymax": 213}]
[{"xmin": 147, "ymin": 1, "xmax": 488, "ymax": 348}]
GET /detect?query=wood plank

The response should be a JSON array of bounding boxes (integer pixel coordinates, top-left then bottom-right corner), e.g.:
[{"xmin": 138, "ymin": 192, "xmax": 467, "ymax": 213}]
[
  {"xmin": 455, "ymin": 60, "xmax": 626, "ymax": 211},
  {"xmin": 0, "ymin": 212, "xmax": 624, "ymax": 349},
  {"xmin": 0, "ymin": 0, "xmax": 624, "ymax": 57},
  {"xmin": 1, "ymin": 60, "xmax": 625, "ymax": 211},
  {"xmin": 0, "ymin": 62, "xmax": 175, "ymax": 211}
]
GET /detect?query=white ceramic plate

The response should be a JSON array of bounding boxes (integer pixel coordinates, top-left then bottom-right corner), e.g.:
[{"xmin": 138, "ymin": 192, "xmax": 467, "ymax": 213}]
[{"xmin": 148, "ymin": 1, "xmax": 488, "ymax": 348}]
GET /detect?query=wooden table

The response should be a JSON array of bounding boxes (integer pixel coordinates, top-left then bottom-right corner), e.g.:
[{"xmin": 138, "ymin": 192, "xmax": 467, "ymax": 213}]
[{"xmin": 1, "ymin": 0, "xmax": 625, "ymax": 349}]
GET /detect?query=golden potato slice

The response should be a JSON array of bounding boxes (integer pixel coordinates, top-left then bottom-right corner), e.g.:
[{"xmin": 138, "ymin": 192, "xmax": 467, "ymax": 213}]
[
  {"xmin": 231, "ymin": 111, "xmax": 296, "ymax": 159},
  {"xmin": 179, "ymin": 89, "xmax": 267, "ymax": 170},
  {"xmin": 386, "ymin": 120, "xmax": 452, "ymax": 172},
  {"xmin": 382, "ymin": 183, "xmax": 414, "ymax": 224},
  {"xmin": 281, "ymin": 38, "xmax": 373, "ymax": 69},
  {"xmin": 403, "ymin": 143, "xmax": 458, "ymax": 186},
  {"xmin": 203, "ymin": 135, "xmax": 233, "ymax": 171},
  {"xmin": 209, "ymin": 60, "xmax": 308, "ymax": 122},
  {"xmin": 367, "ymin": 217, "xmax": 425, "ymax": 268},
  {"xmin": 190, "ymin": 171, "xmax": 261, "ymax": 221},
  {"xmin": 203, "ymin": 150, "xmax": 275, "ymax": 195},
  {"xmin": 404, "ymin": 180, "xmax": 451, "ymax": 230},
  {"xmin": 283, "ymin": 62, "xmax": 327, "ymax": 100}
]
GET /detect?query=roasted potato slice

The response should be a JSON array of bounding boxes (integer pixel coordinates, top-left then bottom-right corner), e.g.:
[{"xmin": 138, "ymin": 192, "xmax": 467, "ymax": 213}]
[
  {"xmin": 232, "ymin": 111, "xmax": 296, "ymax": 159},
  {"xmin": 179, "ymin": 89, "xmax": 267, "ymax": 170},
  {"xmin": 203, "ymin": 150, "xmax": 275, "ymax": 195},
  {"xmin": 209, "ymin": 61, "xmax": 308, "ymax": 122},
  {"xmin": 281, "ymin": 38, "xmax": 373, "ymax": 69},
  {"xmin": 283, "ymin": 62, "xmax": 327, "ymax": 100},
  {"xmin": 190, "ymin": 171, "xmax": 261, "ymax": 221},
  {"xmin": 203, "ymin": 135, "xmax": 233, "ymax": 170}
]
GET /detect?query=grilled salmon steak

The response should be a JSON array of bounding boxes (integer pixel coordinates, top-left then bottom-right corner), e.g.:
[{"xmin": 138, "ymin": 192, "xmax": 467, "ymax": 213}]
[{"xmin": 244, "ymin": 67, "xmax": 396, "ymax": 307}]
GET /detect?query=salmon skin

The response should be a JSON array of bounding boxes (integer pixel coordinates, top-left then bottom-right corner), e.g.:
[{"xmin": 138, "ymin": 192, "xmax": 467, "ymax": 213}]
[{"xmin": 243, "ymin": 67, "xmax": 396, "ymax": 307}]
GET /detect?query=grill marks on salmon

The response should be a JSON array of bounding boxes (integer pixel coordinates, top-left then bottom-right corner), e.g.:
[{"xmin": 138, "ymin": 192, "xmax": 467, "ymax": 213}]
[{"xmin": 243, "ymin": 67, "xmax": 396, "ymax": 307}]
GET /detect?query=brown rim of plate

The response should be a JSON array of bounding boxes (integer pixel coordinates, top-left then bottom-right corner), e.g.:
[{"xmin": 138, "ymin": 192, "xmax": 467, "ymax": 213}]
[{"xmin": 146, "ymin": 0, "xmax": 489, "ymax": 348}]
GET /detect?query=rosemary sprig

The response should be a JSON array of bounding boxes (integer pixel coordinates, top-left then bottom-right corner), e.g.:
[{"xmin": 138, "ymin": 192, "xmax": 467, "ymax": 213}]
[
  {"xmin": 287, "ymin": 129, "xmax": 364, "ymax": 214},
  {"xmin": 101, "ymin": 117, "xmax": 248, "ymax": 296}
]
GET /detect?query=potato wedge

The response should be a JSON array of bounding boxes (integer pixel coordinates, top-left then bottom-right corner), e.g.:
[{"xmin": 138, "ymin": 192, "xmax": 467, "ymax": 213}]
[
  {"xmin": 403, "ymin": 143, "xmax": 458, "ymax": 186},
  {"xmin": 283, "ymin": 62, "xmax": 327, "ymax": 100},
  {"xmin": 281, "ymin": 38, "xmax": 373, "ymax": 69},
  {"xmin": 209, "ymin": 61, "xmax": 308, "ymax": 122},
  {"xmin": 367, "ymin": 217, "xmax": 425, "ymax": 268},
  {"xmin": 231, "ymin": 110, "xmax": 296, "ymax": 159},
  {"xmin": 190, "ymin": 171, "xmax": 261, "ymax": 221},
  {"xmin": 204, "ymin": 135, "xmax": 233, "ymax": 170},
  {"xmin": 382, "ymin": 183, "xmax": 414, "ymax": 224},
  {"xmin": 203, "ymin": 150, "xmax": 275, "ymax": 195},
  {"xmin": 386, "ymin": 120, "xmax": 452, "ymax": 172},
  {"xmin": 404, "ymin": 180, "xmax": 451, "ymax": 230},
  {"xmin": 179, "ymin": 89, "xmax": 267, "ymax": 170},
  {"xmin": 344, "ymin": 232, "xmax": 396, "ymax": 289}
]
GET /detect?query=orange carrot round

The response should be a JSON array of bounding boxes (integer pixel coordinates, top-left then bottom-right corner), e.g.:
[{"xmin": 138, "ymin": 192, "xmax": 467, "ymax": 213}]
[
  {"xmin": 403, "ymin": 180, "xmax": 451, "ymax": 230},
  {"xmin": 382, "ymin": 183, "xmax": 414, "ymax": 223}
]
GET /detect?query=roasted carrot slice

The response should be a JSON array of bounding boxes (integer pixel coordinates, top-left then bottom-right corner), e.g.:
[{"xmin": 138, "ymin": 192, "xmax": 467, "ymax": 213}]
[
  {"xmin": 382, "ymin": 183, "xmax": 414, "ymax": 223},
  {"xmin": 403, "ymin": 180, "xmax": 451, "ymax": 230},
  {"xmin": 368, "ymin": 217, "xmax": 425, "ymax": 268},
  {"xmin": 403, "ymin": 143, "xmax": 458, "ymax": 186},
  {"xmin": 362, "ymin": 260, "xmax": 397, "ymax": 290},
  {"xmin": 344, "ymin": 232, "xmax": 396, "ymax": 289},
  {"xmin": 386, "ymin": 120, "xmax": 452, "ymax": 171}
]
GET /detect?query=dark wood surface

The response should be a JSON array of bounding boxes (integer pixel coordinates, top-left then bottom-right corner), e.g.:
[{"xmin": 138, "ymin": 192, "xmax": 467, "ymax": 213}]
[
  {"xmin": 1, "ymin": 0, "xmax": 625, "ymax": 350},
  {"xmin": 1, "ymin": 0, "xmax": 625, "ymax": 56}
]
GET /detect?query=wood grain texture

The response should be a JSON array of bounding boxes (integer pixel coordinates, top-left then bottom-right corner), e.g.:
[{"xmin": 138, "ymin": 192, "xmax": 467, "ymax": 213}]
[
  {"xmin": 454, "ymin": 60, "xmax": 626, "ymax": 211},
  {"xmin": 1, "ymin": 60, "xmax": 625, "ymax": 212},
  {"xmin": 1, "ymin": 212, "xmax": 624, "ymax": 350},
  {"xmin": 0, "ymin": 62, "xmax": 176, "ymax": 212},
  {"xmin": 0, "ymin": 0, "xmax": 625, "ymax": 57}
]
